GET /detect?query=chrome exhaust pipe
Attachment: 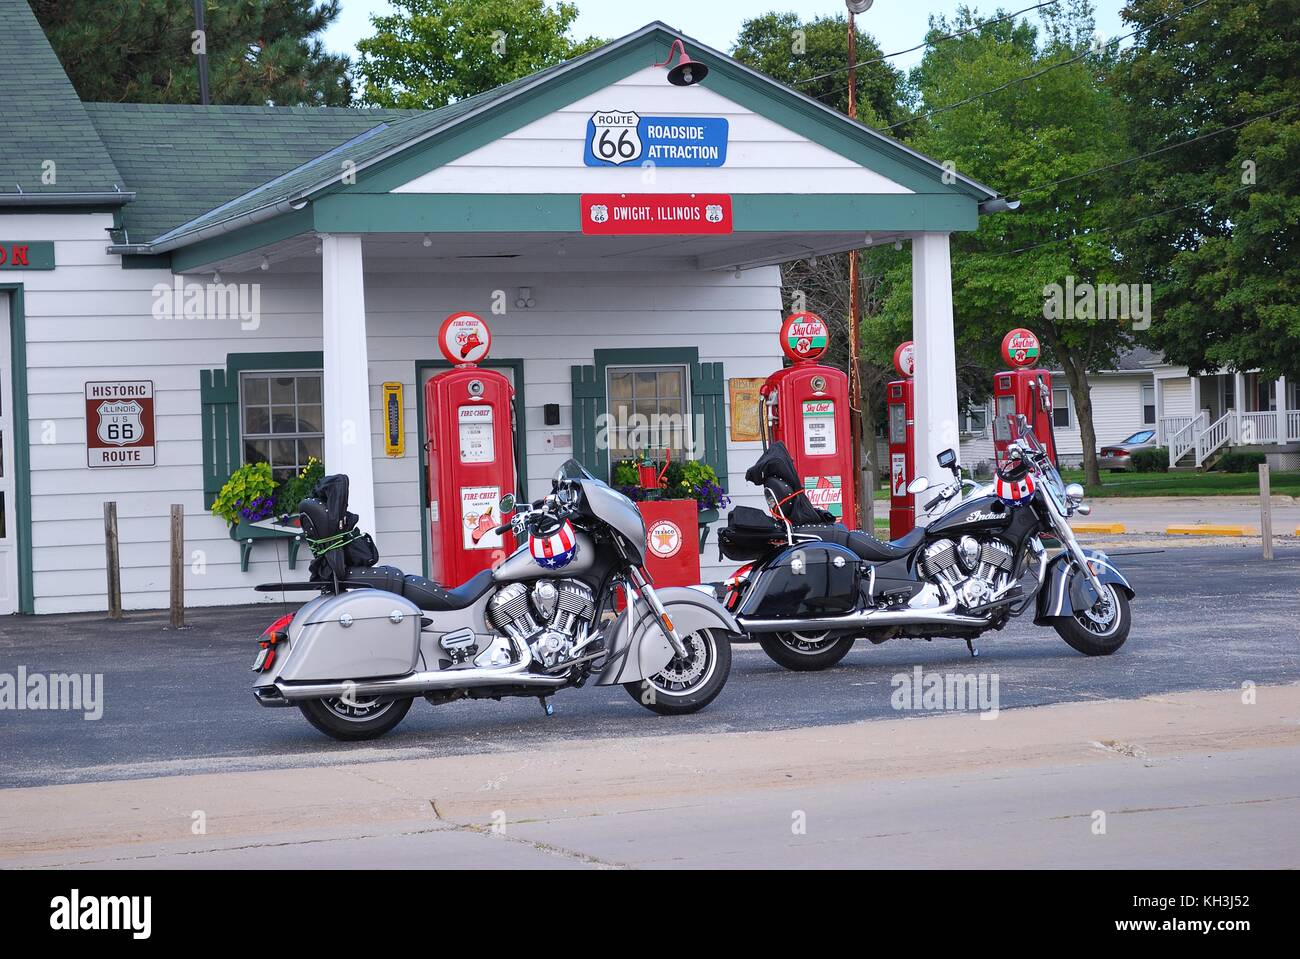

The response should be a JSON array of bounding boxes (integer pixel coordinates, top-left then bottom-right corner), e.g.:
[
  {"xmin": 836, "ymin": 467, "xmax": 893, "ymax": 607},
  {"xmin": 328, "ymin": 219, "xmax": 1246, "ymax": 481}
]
[{"xmin": 272, "ymin": 636, "xmax": 567, "ymax": 702}]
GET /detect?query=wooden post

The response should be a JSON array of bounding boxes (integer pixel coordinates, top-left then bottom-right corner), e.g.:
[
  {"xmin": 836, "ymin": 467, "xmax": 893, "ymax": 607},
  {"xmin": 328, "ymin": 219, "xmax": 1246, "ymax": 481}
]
[
  {"xmin": 1259, "ymin": 463, "xmax": 1273, "ymax": 561},
  {"xmin": 103, "ymin": 502, "xmax": 121, "ymax": 619},
  {"xmin": 170, "ymin": 504, "xmax": 185, "ymax": 628},
  {"xmin": 863, "ymin": 467, "xmax": 875, "ymax": 531}
]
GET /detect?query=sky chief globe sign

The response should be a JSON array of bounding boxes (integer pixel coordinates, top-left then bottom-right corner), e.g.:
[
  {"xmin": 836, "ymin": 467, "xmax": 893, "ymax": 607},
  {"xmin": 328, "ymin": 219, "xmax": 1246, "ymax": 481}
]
[
  {"xmin": 1001, "ymin": 328, "xmax": 1041, "ymax": 368},
  {"xmin": 780, "ymin": 312, "xmax": 830, "ymax": 363},
  {"xmin": 893, "ymin": 340, "xmax": 915, "ymax": 378},
  {"xmin": 439, "ymin": 311, "xmax": 492, "ymax": 366}
]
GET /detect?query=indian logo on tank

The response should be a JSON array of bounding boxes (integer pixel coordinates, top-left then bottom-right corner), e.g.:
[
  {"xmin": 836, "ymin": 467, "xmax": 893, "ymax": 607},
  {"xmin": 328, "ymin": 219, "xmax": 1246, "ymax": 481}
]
[
  {"xmin": 95, "ymin": 399, "xmax": 143, "ymax": 446},
  {"xmin": 646, "ymin": 519, "xmax": 683, "ymax": 559}
]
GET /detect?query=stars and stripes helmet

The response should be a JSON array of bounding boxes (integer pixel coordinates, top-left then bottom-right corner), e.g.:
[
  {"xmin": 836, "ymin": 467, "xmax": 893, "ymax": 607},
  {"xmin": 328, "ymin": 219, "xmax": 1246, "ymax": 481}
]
[
  {"xmin": 994, "ymin": 461, "xmax": 1036, "ymax": 504},
  {"xmin": 530, "ymin": 517, "xmax": 579, "ymax": 569}
]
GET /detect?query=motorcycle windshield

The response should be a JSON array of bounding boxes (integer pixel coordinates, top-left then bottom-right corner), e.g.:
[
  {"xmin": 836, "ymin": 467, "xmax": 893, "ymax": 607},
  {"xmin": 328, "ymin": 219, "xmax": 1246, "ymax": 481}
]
[{"xmin": 555, "ymin": 458, "xmax": 597, "ymax": 482}]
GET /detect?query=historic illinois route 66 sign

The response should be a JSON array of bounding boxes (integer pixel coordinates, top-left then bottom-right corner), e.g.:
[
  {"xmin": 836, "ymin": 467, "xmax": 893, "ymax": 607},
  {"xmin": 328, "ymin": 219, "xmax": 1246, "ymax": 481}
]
[
  {"xmin": 85, "ymin": 381, "xmax": 155, "ymax": 467},
  {"xmin": 586, "ymin": 110, "xmax": 642, "ymax": 166}
]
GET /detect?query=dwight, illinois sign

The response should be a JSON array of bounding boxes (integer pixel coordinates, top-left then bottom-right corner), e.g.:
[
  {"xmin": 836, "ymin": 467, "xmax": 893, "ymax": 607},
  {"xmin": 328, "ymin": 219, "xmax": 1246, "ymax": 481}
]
[{"xmin": 85, "ymin": 381, "xmax": 155, "ymax": 467}]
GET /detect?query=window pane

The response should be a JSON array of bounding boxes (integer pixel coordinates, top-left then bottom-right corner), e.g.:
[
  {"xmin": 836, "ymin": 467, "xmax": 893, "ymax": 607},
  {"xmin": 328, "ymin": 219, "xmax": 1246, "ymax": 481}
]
[
  {"xmin": 244, "ymin": 405, "xmax": 269, "ymax": 435},
  {"xmin": 300, "ymin": 436, "xmax": 322, "ymax": 463},
  {"xmin": 270, "ymin": 406, "xmax": 299, "ymax": 434},
  {"xmin": 269, "ymin": 377, "xmax": 296, "ymax": 405},
  {"xmin": 244, "ymin": 376, "xmax": 270, "ymax": 405},
  {"xmin": 657, "ymin": 370, "xmax": 683, "ymax": 396},
  {"xmin": 634, "ymin": 371, "xmax": 657, "ymax": 393},
  {"xmin": 297, "ymin": 376, "xmax": 321, "ymax": 403},
  {"xmin": 296, "ymin": 404, "xmax": 322, "ymax": 433},
  {"xmin": 609, "ymin": 372, "xmax": 633, "ymax": 401},
  {"xmin": 245, "ymin": 439, "xmax": 270, "ymax": 464}
]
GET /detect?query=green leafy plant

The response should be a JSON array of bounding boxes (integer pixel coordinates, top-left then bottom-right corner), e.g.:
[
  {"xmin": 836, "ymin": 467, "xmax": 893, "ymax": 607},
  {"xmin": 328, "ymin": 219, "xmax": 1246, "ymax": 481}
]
[
  {"xmin": 1213, "ymin": 451, "xmax": 1266, "ymax": 474},
  {"xmin": 611, "ymin": 458, "xmax": 640, "ymax": 488},
  {"xmin": 274, "ymin": 456, "xmax": 325, "ymax": 516},
  {"xmin": 211, "ymin": 462, "xmax": 277, "ymax": 526},
  {"xmin": 672, "ymin": 461, "xmax": 730, "ymax": 512},
  {"xmin": 1130, "ymin": 447, "xmax": 1169, "ymax": 473}
]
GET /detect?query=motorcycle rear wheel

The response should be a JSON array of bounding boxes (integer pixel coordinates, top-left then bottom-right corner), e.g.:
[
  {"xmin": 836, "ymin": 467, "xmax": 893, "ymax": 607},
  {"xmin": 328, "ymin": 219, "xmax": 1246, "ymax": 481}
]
[
  {"xmin": 758, "ymin": 631, "xmax": 856, "ymax": 671},
  {"xmin": 1054, "ymin": 584, "xmax": 1131, "ymax": 656},
  {"xmin": 625, "ymin": 628, "xmax": 731, "ymax": 715},
  {"xmin": 299, "ymin": 695, "xmax": 413, "ymax": 741}
]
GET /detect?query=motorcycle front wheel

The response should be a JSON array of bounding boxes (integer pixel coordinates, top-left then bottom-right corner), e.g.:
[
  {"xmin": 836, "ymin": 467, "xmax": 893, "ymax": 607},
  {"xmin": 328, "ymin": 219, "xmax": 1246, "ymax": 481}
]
[
  {"xmin": 1053, "ymin": 583, "xmax": 1131, "ymax": 656},
  {"xmin": 757, "ymin": 631, "xmax": 856, "ymax": 671},
  {"xmin": 624, "ymin": 628, "xmax": 731, "ymax": 715},
  {"xmin": 299, "ymin": 694, "xmax": 413, "ymax": 741}
]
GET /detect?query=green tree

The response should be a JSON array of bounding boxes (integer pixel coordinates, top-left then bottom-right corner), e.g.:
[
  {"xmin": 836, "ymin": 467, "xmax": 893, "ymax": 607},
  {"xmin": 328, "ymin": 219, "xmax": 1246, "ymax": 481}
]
[
  {"xmin": 30, "ymin": 0, "xmax": 351, "ymax": 105},
  {"xmin": 731, "ymin": 11, "xmax": 909, "ymax": 128},
  {"xmin": 1110, "ymin": 0, "xmax": 1300, "ymax": 380},
  {"xmin": 356, "ymin": 0, "xmax": 602, "ymax": 109},
  {"xmin": 871, "ymin": 1, "xmax": 1130, "ymax": 485}
]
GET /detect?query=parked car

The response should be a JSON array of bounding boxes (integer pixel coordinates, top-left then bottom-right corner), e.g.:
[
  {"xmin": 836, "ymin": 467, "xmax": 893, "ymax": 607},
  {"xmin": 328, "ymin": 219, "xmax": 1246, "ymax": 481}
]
[{"xmin": 1098, "ymin": 429, "xmax": 1158, "ymax": 471}]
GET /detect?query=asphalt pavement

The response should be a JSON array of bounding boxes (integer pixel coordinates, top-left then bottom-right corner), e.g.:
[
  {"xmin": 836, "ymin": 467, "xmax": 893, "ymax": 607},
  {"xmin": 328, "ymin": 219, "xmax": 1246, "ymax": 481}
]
[{"xmin": 2, "ymin": 544, "xmax": 1297, "ymax": 788}]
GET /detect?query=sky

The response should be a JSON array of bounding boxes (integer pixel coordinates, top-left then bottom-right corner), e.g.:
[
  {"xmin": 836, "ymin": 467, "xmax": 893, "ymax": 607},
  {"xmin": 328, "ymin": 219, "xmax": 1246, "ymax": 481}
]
[{"xmin": 323, "ymin": 0, "xmax": 1130, "ymax": 72}]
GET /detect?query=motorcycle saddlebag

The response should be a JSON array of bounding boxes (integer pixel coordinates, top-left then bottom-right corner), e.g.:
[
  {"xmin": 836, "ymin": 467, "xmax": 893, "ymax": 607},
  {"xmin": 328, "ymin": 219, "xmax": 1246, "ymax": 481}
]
[
  {"xmin": 736, "ymin": 541, "xmax": 860, "ymax": 618},
  {"xmin": 718, "ymin": 505, "xmax": 785, "ymax": 561}
]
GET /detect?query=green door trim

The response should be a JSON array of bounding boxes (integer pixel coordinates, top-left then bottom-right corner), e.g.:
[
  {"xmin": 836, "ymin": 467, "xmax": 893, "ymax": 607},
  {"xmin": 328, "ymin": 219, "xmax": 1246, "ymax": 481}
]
[
  {"xmin": 415, "ymin": 357, "xmax": 528, "ymax": 580},
  {"xmin": 0, "ymin": 283, "xmax": 33, "ymax": 613}
]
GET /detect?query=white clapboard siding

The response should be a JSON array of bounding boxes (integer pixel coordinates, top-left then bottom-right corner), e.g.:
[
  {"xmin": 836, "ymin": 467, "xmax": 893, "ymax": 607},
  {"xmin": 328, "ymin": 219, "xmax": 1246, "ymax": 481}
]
[
  {"xmin": 4, "ymin": 208, "xmax": 782, "ymax": 610},
  {"xmin": 1161, "ymin": 378, "xmax": 1193, "ymax": 418},
  {"xmin": 394, "ymin": 67, "xmax": 912, "ymax": 196},
  {"xmin": 1053, "ymin": 375, "xmax": 1151, "ymax": 460}
]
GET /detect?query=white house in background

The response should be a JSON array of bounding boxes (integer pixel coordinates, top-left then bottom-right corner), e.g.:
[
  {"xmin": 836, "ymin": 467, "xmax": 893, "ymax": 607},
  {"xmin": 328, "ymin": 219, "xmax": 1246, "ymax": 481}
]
[{"xmin": 957, "ymin": 347, "xmax": 1300, "ymax": 471}]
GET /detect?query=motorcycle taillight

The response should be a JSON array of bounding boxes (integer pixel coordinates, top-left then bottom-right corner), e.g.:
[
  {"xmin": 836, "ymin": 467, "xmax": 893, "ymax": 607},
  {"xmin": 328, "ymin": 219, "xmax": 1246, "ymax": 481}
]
[{"xmin": 260, "ymin": 612, "xmax": 293, "ymax": 641}]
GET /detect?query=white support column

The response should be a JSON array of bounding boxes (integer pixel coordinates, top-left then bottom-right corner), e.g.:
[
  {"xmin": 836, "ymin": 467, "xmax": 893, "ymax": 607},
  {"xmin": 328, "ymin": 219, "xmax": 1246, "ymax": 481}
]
[
  {"xmin": 321, "ymin": 233, "xmax": 376, "ymax": 533},
  {"xmin": 1276, "ymin": 376, "xmax": 1287, "ymax": 445},
  {"xmin": 911, "ymin": 232, "xmax": 960, "ymax": 518},
  {"xmin": 1154, "ymin": 373, "xmax": 1166, "ymax": 444}
]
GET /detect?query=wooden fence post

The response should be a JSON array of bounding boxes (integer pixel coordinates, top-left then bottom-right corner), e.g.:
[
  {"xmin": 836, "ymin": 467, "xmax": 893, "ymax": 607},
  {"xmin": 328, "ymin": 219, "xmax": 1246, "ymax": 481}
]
[
  {"xmin": 170, "ymin": 504, "xmax": 185, "ymax": 628},
  {"xmin": 1259, "ymin": 463, "xmax": 1273, "ymax": 561},
  {"xmin": 103, "ymin": 502, "xmax": 121, "ymax": 619}
]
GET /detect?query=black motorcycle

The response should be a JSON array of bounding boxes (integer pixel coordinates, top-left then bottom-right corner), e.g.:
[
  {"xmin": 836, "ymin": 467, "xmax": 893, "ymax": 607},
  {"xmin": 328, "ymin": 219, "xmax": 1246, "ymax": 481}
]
[{"xmin": 717, "ymin": 420, "xmax": 1133, "ymax": 670}]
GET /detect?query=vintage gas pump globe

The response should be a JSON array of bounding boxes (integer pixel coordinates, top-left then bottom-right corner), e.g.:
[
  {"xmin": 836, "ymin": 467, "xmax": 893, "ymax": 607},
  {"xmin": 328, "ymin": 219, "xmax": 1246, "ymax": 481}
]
[{"xmin": 993, "ymin": 327, "xmax": 1058, "ymax": 466}]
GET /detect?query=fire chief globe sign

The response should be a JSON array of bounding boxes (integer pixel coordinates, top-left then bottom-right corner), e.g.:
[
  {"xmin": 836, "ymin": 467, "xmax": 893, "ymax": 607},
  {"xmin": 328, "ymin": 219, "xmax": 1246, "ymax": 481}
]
[{"xmin": 86, "ymin": 381, "xmax": 155, "ymax": 467}]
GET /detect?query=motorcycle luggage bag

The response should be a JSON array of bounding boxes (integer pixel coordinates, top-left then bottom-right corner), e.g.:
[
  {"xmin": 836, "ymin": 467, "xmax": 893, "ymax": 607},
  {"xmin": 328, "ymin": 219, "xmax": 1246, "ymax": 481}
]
[
  {"xmin": 718, "ymin": 505, "xmax": 785, "ymax": 561},
  {"xmin": 736, "ymin": 541, "xmax": 860, "ymax": 618}
]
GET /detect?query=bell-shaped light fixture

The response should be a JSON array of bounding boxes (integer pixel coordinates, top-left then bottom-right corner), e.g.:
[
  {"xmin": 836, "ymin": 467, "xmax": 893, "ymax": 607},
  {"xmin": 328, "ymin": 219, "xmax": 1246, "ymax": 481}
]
[{"xmin": 654, "ymin": 39, "xmax": 708, "ymax": 87}]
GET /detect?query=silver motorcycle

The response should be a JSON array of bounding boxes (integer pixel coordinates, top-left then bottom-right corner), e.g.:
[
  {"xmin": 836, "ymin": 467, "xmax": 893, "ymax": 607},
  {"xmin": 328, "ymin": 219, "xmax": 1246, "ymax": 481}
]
[{"xmin": 251, "ymin": 459, "xmax": 737, "ymax": 740}]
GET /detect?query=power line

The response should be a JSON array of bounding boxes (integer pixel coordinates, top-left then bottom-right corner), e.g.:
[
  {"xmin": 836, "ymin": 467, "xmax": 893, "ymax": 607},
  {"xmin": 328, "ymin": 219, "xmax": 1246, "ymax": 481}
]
[
  {"xmin": 1006, "ymin": 102, "xmax": 1299, "ymax": 200},
  {"xmin": 876, "ymin": 0, "xmax": 1214, "ymax": 131},
  {"xmin": 986, "ymin": 184, "xmax": 1254, "ymax": 258},
  {"xmin": 793, "ymin": 1, "xmax": 1062, "ymax": 86}
]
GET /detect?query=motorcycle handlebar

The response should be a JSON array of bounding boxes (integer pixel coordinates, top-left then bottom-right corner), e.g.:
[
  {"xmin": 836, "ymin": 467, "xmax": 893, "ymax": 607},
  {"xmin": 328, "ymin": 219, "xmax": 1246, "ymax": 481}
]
[{"xmin": 924, "ymin": 493, "xmax": 945, "ymax": 511}]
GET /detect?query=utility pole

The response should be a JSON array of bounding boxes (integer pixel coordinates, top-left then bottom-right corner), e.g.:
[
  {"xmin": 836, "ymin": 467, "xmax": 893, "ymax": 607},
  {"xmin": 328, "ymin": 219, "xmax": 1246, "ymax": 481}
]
[
  {"xmin": 193, "ymin": 0, "xmax": 211, "ymax": 105},
  {"xmin": 845, "ymin": 1, "xmax": 872, "ymax": 528}
]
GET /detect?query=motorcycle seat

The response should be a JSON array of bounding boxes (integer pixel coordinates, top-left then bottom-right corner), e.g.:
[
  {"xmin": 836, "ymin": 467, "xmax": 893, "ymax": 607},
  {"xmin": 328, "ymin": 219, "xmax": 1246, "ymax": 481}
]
[
  {"xmin": 343, "ymin": 566, "xmax": 496, "ymax": 612},
  {"xmin": 795, "ymin": 523, "xmax": 926, "ymax": 562}
]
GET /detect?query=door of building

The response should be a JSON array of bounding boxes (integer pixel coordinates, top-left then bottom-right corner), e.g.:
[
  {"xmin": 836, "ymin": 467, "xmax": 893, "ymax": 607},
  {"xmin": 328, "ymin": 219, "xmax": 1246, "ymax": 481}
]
[{"xmin": 0, "ymin": 293, "xmax": 18, "ymax": 614}]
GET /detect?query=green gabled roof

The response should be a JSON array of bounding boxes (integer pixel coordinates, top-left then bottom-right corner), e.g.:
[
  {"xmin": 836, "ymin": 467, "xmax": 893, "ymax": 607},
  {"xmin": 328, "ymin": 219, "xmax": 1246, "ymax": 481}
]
[
  {"xmin": 0, "ymin": 0, "xmax": 125, "ymax": 202},
  {"xmin": 142, "ymin": 63, "xmax": 575, "ymax": 248},
  {"xmin": 84, "ymin": 103, "xmax": 421, "ymax": 241}
]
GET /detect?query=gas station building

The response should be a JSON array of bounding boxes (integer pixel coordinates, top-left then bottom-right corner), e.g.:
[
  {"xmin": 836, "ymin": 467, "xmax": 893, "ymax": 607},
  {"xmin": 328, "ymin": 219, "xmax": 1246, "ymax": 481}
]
[{"xmin": 0, "ymin": 7, "xmax": 1006, "ymax": 614}]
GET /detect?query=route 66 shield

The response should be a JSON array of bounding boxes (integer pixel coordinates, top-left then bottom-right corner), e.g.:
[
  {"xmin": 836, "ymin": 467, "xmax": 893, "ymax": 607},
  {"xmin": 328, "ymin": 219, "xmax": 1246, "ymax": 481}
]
[
  {"xmin": 588, "ymin": 111, "xmax": 642, "ymax": 166},
  {"xmin": 97, "ymin": 399, "xmax": 143, "ymax": 446}
]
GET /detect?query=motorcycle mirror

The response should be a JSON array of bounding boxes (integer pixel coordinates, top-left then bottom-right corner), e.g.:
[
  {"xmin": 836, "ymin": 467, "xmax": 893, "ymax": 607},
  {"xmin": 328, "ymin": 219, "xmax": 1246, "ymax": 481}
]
[
  {"xmin": 499, "ymin": 493, "xmax": 516, "ymax": 513},
  {"xmin": 1064, "ymin": 483, "xmax": 1085, "ymax": 500},
  {"xmin": 907, "ymin": 476, "xmax": 931, "ymax": 495},
  {"xmin": 1074, "ymin": 502, "xmax": 1092, "ymax": 515}
]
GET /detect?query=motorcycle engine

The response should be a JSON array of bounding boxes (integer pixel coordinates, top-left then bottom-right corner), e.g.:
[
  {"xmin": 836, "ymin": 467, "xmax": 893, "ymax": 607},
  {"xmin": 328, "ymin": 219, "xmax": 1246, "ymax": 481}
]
[
  {"xmin": 920, "ymin": 536, "xmax": 1016, "ymax": 610},
  {"xmin": 487, "ymin": 580, "xmax": 596, "ymax": 668}
]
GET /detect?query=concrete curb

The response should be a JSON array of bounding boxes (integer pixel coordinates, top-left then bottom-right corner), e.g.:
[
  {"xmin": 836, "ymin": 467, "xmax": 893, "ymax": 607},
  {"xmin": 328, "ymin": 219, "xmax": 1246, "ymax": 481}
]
[
  {"xmin": 1165, "ymin": 524, "xmax": 1256, "ymax": 536},
  {"xmin": 1070, "ymin": 522, "xmax": 1126, "ymax": 534}
]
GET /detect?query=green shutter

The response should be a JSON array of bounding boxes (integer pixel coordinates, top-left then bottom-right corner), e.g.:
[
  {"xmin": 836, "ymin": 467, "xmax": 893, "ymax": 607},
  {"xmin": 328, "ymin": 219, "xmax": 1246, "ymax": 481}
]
[
  {"xmin": 200, "ymin": 368, "xmax": 240, "ymax": 508},
  {"xmin": 571, "ymin": 364, "xmax": 608, "ymax": 480},
  {"xmin": 692, "ymin": 361, "xmax": 727, "ymax": 490}
]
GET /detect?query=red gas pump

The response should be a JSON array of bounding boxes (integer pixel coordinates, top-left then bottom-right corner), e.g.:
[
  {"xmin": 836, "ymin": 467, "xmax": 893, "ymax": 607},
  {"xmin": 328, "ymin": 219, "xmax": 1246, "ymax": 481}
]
[
  {"xmin": 886, "ymin": 340, "xmax": 915, "ymax": 538},
  {"xmin": 760, "ymin": 312, "xmax": 857, "ymax": 526},
  {"xmin": 992, "ymin": 328, "xmax": 1058, "ymax": 467},
  {"xmin": 425, "ymin": 312, "xmax": 517, "ymax": 585}
]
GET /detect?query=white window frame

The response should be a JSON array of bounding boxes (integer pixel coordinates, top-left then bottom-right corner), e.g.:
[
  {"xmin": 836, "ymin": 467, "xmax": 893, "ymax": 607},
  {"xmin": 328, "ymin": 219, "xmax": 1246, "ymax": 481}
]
[
  {"xmin": 604, "ymin": 364, "xmax": 693, "ymax": 461},
  {"xmin": 1052, "ymin": 386, "xmax": 1073, "ymax": 429},
  {"xmin": 1141, "ymin": 383, "xmax": 1156, "ymax": 426},
  {"xmin": 960, "ymin": 401, "xmax": 990, "ymax": 438},
  {"xmin": 239, "ymin": 368, "xmax": 324, "ymax": 480}
]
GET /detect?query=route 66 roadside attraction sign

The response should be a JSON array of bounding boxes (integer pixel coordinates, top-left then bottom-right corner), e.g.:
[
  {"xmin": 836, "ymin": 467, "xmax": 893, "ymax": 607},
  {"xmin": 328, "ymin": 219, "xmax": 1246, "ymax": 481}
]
[{"xmin": 85, "ymin": 381, "xmax": 156, "ymax": 468}]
